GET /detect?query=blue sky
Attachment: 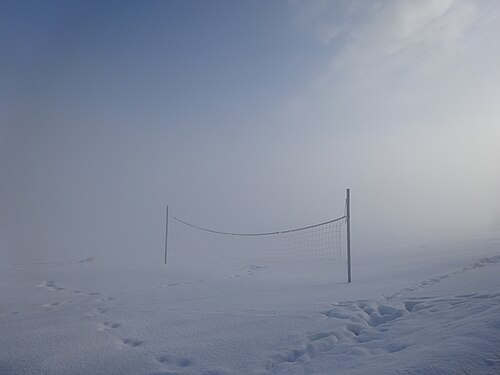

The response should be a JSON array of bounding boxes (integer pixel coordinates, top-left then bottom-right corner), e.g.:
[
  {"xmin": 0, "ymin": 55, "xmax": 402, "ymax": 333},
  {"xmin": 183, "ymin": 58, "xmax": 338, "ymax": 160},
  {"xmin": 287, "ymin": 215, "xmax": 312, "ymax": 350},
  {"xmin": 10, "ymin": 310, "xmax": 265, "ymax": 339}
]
[{"xmin": 1, "ymin": 0, "xmax": 500, "ymax": 262}]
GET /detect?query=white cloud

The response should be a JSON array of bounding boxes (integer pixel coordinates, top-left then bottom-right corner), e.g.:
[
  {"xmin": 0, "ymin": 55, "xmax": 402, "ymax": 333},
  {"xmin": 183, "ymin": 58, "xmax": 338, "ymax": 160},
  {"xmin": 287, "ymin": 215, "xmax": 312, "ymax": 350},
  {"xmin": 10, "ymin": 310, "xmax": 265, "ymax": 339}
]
[
  {"xmin": 282, "ymin": 1, "xmax": 500, "ymax": 243},
  {"xmin": 293, "ymin": 0, "xmax": 479, "ymax": 86},
  {"xmin": 282, "ymin": 0, "xmax": 500, "ymax": 130}
]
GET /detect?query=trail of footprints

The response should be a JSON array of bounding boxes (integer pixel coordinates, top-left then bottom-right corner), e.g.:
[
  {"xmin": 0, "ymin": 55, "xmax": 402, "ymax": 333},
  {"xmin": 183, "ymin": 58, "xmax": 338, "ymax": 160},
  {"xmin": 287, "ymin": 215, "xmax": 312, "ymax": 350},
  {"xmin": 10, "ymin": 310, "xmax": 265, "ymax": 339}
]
[
  {"xmin": 265, "ymin": 291, "xmax": 500, "ymax": 371},
  {"xmin": 265, "ymin": 299, "xmax": 410, "ymax": 370},
  {"xmin": 37, "ymin": 278, "xmax": 201, "ymax": 374},
  {"xmin": 387, "ymin": 255, "xmax": 500, "ymax": 299},
  {"xmin": 33, "ymin": 255, "xmax": 499, "ymax": 374},
  {"xmin": 37, "ymin": 279, "xmax": 142, "ymax": 351},
  {"xmin": 266, "ymin": 255, "xmax": 500, "ymax": 372}
]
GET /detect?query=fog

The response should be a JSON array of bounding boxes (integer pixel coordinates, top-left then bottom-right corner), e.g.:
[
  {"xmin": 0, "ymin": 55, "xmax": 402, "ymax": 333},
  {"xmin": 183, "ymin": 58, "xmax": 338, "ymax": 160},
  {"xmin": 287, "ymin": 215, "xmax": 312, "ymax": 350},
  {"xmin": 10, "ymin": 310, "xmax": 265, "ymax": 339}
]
[{"xmin": 1, "ymin": 0, "xmax": 499, "ymax": 264}]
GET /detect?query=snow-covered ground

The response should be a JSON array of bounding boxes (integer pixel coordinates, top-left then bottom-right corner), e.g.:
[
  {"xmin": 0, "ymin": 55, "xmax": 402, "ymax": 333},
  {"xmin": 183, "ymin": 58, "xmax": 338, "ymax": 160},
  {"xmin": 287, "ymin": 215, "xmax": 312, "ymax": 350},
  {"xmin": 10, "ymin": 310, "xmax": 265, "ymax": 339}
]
[{"xmin": 1, "ymin": 234, "xmax": 499, "ymax": 375}]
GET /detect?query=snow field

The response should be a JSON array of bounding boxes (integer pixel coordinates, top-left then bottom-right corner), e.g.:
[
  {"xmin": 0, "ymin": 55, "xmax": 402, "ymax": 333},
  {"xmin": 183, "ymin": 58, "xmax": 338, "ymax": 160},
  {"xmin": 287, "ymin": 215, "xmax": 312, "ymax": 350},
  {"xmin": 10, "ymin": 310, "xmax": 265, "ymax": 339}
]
[{"xmin": 1, "ymin": 235, "xmax": 499, "ymax": 374}]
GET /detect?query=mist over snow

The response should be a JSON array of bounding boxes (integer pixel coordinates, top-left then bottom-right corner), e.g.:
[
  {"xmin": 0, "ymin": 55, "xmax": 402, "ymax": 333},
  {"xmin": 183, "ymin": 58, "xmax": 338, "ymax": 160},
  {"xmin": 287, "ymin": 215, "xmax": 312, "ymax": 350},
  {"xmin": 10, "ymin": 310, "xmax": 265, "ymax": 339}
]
[
  {"xmin": 1, "ymin": 0, "xmax": 500, "ymax": 264},
  {"xmin": 1, "ymin": 2, "xmax": 500, "ymax": 373}
]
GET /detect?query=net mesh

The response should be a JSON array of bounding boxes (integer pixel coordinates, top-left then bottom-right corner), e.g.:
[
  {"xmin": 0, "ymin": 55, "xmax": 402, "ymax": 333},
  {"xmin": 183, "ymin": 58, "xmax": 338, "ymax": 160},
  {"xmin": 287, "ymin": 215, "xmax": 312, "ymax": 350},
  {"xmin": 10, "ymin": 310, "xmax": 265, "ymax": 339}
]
[{"xmin": 169, "ymin": 214, "xmax": 346, "ymax": 262}]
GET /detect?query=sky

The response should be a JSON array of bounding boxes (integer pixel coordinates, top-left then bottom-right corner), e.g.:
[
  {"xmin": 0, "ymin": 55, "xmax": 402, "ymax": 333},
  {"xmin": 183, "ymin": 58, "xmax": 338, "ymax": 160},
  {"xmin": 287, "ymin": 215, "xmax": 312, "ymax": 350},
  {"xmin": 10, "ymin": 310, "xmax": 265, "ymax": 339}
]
[{"xmin": 1, "ymin": 0, "xmax": 500, "ymax": 263}]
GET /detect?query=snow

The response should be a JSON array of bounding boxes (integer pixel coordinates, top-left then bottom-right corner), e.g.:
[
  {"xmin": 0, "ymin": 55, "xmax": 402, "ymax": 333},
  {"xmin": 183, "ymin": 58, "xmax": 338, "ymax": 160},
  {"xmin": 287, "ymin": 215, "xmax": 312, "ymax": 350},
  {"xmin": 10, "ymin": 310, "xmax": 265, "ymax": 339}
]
[{"xmin": 1, "ymin": 234, "xmax": 499, "ymax": 374}]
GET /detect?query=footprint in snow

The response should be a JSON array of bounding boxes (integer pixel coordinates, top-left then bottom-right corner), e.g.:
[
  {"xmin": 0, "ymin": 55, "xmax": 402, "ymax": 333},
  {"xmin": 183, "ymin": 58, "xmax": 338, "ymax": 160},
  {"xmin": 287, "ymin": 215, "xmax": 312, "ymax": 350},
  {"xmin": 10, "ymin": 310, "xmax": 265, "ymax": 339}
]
[
  {"xmin": 103, "ymin": 321, "xmax": 120, "ymax": 329},
  {"xmin": 157, "ymin": 355, "xmax": 193, "ymax": 368},
  {"xmin": 122, "ymin": 338, "xmax": 142, "ymax": 347},
  {"xmin": 42, "ymin": 302, "xmax": 61, "ymax": 308},
  {"xmin": 268, "ymin": 291, "xmax": 500, "ymax": 371}
]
